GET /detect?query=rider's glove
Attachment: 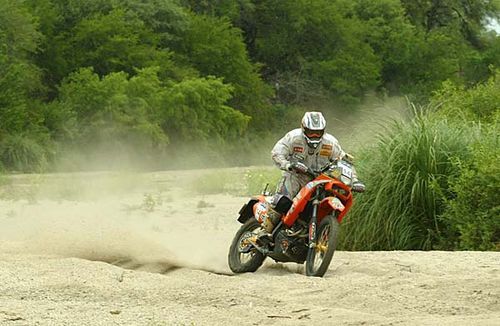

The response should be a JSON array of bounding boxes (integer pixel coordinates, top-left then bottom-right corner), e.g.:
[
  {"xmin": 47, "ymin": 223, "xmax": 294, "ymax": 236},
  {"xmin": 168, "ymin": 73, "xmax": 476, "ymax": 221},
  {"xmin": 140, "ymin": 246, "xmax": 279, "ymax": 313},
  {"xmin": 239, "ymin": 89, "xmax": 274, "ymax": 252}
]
[
  {"xmin": 344, "ymin": 153, "xmax": 355, "ymax": 163},
  {"xmin": 352, "ymin": 181, "xmax": 366, "ymax": 193},
  {"xmin": 289, "ymin": 162, "xmax": 309, "ymax": 174}
]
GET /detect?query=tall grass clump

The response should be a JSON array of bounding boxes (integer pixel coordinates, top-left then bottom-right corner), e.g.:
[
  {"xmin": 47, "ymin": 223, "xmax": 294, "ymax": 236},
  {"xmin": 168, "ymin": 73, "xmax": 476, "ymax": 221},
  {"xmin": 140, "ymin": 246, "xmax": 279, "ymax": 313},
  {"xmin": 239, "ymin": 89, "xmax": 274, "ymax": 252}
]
[
  {"xmin": 339, "ymin": 110, "xmax": 471, "ymax": 250},
  {"xmin": 0, "ymin": 134, "xmax": 50, "ymax": 172}
]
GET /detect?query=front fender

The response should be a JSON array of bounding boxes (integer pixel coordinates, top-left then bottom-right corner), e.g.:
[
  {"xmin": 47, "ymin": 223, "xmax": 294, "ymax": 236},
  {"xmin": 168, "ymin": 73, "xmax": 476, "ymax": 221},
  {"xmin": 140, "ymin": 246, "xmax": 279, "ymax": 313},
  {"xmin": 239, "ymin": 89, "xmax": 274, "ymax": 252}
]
[
  {"xmin": 318, "ymin": 196, "xmax": 345, "ymax": 222},
  {"xmin": 325, "ymin": 197, "xmax": 345, "ymax": 211}
]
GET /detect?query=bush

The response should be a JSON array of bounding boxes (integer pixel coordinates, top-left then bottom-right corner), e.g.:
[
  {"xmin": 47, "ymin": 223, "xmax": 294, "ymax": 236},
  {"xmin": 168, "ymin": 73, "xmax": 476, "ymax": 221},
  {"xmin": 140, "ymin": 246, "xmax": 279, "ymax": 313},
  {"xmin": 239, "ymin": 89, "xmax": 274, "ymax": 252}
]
[
  {"xmin": 431, "ymin": 71, "xmax": 500, "ymax": 122},
  {"xmin": 440, "ymin": 126, "xmax": 500, "ymax": 250}
]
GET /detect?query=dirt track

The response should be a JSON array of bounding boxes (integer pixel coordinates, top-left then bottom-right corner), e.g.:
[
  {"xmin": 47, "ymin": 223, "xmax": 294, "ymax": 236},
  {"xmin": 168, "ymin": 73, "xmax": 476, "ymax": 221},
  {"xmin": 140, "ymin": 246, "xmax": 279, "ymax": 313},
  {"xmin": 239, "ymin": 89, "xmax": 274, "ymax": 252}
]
[{"xmin": 0, "ymin": 171, "xmax": 499, "ymax": 325}]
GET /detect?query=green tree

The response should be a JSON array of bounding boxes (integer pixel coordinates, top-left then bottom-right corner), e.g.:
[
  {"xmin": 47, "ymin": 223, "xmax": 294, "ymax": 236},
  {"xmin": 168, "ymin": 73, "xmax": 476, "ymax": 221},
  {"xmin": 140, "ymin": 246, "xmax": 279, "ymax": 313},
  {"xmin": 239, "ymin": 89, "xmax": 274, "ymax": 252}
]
[
  {"xmin": 401, "ymin": 0, "xmax": 499, "ymax": 46},
  {"xmin": 248, "ymin": 0, "xmax": 381, "ymax": 103},
  {"xmin": 0, "ymin": 0, "xmax": 52, "ymax": 171},
  {"xmin": 55, "ymin": 67, "xmax": 167, "ymax": 149},
  {"xmin": 66, "ymin": 9, "xmax": 171, "ymax": 76},
  {"xmin": 27, "ymin": 0, "xmax": 191, "ymax": 91},
  {"xmin": 0, "ymin": 0, "xmax": 43, "ymax": 131},
  {"xmin": 161, "ymin": 76, "xmax": 250, "ymax": 143},
  {"xmin": 176, "ymin": 13, "xmax": 271, "ymax": 122}
]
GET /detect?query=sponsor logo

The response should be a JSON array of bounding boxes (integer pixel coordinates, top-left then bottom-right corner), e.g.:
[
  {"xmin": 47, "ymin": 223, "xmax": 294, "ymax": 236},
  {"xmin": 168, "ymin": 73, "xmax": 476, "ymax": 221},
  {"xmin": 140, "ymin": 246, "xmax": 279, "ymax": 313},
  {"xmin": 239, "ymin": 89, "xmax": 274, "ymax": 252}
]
[
  {"xmin": 320, "ymin": 149, "xmax": 332, "ymax": 157},
  {"xmin": 254, "ymin": 203, "xmax": 268, "ymax": 223},
  {"xmin": 309, "ymin": 223, "xmax": 316, "ymax": 240},
  {"xmin": 293, "ymin": 146, "xmax": 304, "ymax": 153},
  {"xmin": 321, "ymin": 144, "xmax": 333, "ymax": 150},
  {"xmin": 329, "ymin": 197, "xmax": 345, "ymax": 211}
]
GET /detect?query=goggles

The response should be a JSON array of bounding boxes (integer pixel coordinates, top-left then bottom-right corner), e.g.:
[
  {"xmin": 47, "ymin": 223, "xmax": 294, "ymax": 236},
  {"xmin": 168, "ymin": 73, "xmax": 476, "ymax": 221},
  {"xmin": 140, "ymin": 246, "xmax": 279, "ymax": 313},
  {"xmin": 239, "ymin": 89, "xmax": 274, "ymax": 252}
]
[{"xmin": 303, "ymin": 127, "xmax": 324, "ymax": 141}]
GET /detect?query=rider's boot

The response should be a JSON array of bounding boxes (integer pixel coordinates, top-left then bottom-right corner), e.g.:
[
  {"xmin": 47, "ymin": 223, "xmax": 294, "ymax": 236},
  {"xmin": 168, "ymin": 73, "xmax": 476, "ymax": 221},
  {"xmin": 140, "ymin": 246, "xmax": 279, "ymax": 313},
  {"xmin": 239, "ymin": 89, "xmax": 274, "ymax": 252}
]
[{"xmin": 256, "ymin": 207, "xmax": 281, "ymax": 245}]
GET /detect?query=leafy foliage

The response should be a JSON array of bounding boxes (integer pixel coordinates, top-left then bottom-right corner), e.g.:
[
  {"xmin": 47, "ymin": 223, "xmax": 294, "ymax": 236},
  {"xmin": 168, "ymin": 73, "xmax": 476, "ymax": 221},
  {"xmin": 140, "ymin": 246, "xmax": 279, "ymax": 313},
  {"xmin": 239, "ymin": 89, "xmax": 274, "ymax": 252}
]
[
  {"xmin": 245, "ymin": 0, "xmax": 383, "ymax": 103},
  {"xmin": 176, "ymin": 13, "xmax": 271, "ymax": 120},
  {"xmin": 64, "ymin": 8, "xmax": 170, "ymax": 77},
  {"xmin": 0, "ymin": 0, "xmax": 44, "ymax": 128},
  {"xmin": 400, "ymin": 0, "xmax": 499, "ymax": 46},
  {"xmin": 161, "ymin": 76, "xmax": 250, "ymax": 143},
  {"xmin": 55, "ymin": 67, "xmax": 167, "ymax": 148},
  {"xmin": 52, "ymin": 66, "xmax": 250, "ymax": 167},
  {"xmin": 432, "ymin": 71, "xmax": 500, "ymax": 122},
  {"xmin": 431, "ymin": 72, "xmax": 500, "ymax": 250},
  {"xmin": 441, "ymin": 128, "xmax": 499, "ymax": 250}
]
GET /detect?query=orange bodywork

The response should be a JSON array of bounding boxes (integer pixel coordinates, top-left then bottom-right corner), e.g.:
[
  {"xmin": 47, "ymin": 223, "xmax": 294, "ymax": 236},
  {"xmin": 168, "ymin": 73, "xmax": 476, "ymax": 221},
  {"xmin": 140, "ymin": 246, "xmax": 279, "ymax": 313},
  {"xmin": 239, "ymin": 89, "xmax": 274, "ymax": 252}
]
[
  {"xmin": 282, "ymin": 174, "xmax": 353, "ymax": 227},
  {"xmin": 252, "ymin": 195, "xmax": 268, "ymax": 223}
]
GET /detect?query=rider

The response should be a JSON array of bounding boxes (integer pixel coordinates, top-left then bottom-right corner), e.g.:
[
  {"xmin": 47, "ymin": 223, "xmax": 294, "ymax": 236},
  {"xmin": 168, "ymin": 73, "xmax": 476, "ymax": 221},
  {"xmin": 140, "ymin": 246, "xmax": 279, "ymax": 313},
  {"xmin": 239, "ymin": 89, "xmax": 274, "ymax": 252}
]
[{"xmin": 260, "ymin": 111, "xmax": 365, "ymax": 235}]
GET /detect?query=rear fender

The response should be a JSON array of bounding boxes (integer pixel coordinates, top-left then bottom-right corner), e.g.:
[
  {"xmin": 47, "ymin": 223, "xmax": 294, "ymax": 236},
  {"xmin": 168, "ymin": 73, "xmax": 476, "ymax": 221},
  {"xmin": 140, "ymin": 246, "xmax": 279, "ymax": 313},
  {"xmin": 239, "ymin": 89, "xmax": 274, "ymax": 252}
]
[{"xmin": 237, "ymin": 196, "xmax": 266, "ymax": 224}]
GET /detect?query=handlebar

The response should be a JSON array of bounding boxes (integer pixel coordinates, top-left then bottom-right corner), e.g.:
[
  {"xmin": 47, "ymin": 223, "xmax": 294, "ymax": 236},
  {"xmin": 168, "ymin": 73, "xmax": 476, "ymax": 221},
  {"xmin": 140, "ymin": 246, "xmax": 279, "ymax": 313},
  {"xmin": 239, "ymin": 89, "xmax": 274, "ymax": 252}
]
[{"xmin": 306, "ymin": 161, "xmax": 334, "ymax": 178}]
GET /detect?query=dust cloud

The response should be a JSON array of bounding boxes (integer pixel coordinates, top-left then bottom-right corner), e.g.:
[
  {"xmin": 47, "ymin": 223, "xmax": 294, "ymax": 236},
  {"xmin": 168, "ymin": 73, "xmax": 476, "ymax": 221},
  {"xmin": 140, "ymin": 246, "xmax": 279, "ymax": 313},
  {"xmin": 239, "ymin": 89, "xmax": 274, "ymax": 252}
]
[{"xmin": 0, "ymin": 170, "xmax": 240, "ymax": 275}]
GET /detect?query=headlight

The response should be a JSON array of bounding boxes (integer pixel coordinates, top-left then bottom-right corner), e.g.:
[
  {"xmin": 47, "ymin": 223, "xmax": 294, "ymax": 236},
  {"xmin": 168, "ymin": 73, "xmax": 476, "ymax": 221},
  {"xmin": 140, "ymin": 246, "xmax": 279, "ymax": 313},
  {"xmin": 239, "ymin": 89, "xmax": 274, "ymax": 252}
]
[{"xmin": 340, "ymin": 175, "xmax": 352, "ymax": 186}]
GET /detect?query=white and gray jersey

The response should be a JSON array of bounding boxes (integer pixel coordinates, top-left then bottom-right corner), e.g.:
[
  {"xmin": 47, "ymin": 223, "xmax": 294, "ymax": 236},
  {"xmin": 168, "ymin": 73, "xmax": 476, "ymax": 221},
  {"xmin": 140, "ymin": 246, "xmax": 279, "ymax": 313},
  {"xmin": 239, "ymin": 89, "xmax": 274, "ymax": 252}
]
[
  {"xmin": 271, "ymin": 128, "xmax": 359, "ymax": 201},
  {"xmin": 271, "ymin": 128, "xmax": 345, "ymax": 172}
]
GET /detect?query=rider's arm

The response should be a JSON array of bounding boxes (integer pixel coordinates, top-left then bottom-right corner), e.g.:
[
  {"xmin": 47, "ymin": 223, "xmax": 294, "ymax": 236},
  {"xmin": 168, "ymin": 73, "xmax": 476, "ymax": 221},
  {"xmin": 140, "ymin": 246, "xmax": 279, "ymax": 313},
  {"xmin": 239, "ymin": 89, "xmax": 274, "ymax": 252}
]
[
  {"xmin": 330, "ymin": 142, "xmax": 358, "ymax": 182},
  {"xmin": 328, "ymin": 137, "xmax": 345, "ymax": 162},
  {"xmin": 271, "ymin": 132, "xmax": 293, "ymax": 170},
  {"xmin": 329, "ymin": 138, "xmax": 359, "ymax": 182}
]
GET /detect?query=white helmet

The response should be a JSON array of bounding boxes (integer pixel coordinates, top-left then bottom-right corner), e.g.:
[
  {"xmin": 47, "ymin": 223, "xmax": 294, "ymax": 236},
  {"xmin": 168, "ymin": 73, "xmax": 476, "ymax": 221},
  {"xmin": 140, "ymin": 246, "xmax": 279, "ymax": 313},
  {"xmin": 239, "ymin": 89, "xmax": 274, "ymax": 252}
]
[{"xmin": 301, "ymin": 111, "xmax": 326, "ymax": 148}]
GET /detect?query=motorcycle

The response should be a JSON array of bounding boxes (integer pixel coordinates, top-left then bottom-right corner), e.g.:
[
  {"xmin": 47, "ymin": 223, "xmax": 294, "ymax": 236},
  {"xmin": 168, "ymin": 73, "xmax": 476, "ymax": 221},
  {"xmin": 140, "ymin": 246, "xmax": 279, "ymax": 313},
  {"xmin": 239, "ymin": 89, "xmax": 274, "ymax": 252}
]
[{"xmin": 228, "ymin": 159, "xmax": 357, "ymax": 277}]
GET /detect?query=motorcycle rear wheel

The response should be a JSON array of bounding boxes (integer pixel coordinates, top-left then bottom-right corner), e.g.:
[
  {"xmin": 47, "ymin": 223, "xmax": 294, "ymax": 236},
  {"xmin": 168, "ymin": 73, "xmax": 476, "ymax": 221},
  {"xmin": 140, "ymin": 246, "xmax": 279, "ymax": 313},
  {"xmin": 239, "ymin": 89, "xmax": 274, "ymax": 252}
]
[
  {"xmin": 228, "ymin": 218, "xmax": 266, "ymax": 273},
  {"xmin": 305, "ymin": 215, "xmax": 339, "ymax": 277}
]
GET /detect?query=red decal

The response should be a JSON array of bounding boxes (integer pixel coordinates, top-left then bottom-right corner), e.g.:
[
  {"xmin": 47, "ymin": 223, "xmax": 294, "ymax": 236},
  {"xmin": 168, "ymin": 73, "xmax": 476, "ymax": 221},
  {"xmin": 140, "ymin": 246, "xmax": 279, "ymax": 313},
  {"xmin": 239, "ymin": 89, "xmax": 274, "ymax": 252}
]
[{"xmin": 293, "ymin": 146, "xmax": 304, "ymax": 153}]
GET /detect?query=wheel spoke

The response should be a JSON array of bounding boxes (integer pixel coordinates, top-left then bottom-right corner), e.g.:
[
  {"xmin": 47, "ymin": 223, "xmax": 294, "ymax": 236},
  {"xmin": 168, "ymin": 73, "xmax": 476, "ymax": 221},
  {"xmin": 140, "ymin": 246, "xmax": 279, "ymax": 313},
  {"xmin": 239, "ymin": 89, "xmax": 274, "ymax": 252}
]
[{"xmin": 305, "ymin": 215, "xmax": 338, "ymax": 277}]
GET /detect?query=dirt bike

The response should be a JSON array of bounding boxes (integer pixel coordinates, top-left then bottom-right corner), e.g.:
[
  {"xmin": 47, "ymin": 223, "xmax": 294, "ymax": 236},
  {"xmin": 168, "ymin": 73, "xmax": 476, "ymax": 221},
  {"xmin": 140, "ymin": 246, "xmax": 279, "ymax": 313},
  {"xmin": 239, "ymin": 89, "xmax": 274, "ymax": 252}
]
[{"xmin": 228, "ymin": 159, "xmax": 357, "ymax": 277}]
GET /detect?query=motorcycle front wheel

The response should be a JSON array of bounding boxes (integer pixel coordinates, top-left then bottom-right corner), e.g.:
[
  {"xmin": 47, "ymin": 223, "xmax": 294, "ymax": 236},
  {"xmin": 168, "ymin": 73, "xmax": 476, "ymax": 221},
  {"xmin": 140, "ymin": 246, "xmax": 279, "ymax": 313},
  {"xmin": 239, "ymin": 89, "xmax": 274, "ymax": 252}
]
[
  {"xmin": 305, "ymin": 214, "xmax": 339, "ymax": 277},
  {"xmin": 228, "ymin": 218, "xmax": 266, "ymax": 273}
]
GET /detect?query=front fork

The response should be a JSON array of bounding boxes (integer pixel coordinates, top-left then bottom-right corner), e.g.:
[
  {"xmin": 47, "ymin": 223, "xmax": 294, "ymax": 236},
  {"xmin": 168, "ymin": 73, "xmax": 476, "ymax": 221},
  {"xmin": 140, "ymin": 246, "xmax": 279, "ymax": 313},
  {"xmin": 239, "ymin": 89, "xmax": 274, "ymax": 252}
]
[{"xmin": 308, "ymin": 188, "xmax": 321, "ymax": 249}]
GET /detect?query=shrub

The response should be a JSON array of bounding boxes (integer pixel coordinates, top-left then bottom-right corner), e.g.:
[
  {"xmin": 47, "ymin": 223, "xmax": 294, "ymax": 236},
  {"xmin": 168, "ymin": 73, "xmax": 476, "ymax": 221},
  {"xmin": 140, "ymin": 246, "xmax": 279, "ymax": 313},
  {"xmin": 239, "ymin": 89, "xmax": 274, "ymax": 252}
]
[
  {"xmin": 431, "ymin": 71, "xmax": 500, "ymax": 123},
  {"xmin": 440, "ymin": 126, "xmax": 500, "ymax": 250}
]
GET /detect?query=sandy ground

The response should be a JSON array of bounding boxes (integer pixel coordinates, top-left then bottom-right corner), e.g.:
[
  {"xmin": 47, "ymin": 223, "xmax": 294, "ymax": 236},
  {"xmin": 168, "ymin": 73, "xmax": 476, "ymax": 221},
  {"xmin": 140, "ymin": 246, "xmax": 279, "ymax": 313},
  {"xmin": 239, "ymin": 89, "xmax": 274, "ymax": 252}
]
[{"xmin": 0, "ymin": 170, "xmax": 499, "ymax": 325}]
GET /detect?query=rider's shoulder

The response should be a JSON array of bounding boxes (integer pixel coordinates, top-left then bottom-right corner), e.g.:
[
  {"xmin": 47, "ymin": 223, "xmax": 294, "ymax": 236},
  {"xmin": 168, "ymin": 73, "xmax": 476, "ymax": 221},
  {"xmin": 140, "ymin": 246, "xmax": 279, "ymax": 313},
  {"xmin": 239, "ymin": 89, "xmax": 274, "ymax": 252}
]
[
  {"xmin": 322, "ymin": 132, "xmax": 339, "ymax": 144},
  {"xmin": 286, "ymin": 128, "xmax": 303, "ymax": 139}
]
